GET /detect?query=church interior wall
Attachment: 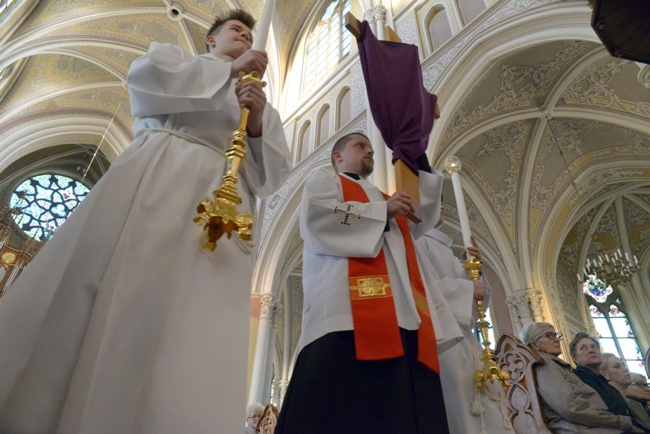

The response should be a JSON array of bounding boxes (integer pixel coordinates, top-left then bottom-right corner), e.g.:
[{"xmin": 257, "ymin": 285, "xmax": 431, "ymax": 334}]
[{"xmin": 0, "ymin": 0, "xmax": 648, "ymax": 409}]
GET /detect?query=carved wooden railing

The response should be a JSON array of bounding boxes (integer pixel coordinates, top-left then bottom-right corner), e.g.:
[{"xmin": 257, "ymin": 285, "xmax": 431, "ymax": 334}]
[
  {"xmin": 256, "ymin": 403, "xmax": 279, "ymax": 434},
  {"xmin": 495, "ymin": 333, "xmax": 552, "ymax": 434}
]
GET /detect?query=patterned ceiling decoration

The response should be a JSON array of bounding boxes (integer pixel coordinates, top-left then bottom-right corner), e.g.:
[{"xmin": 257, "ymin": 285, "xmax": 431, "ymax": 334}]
[{"xmin": 434, "ymin": 29, "xmax": 650, "ymax": 292}]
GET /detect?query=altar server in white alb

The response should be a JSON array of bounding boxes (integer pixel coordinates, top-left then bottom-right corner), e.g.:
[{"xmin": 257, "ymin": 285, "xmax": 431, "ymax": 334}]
[
  {"xmin": 276, "ymin": 133, "xmax": 462, "ymax": 433},
  {"xmin": 418, "ymin": 196, "xmax": 512, "ymax": 434},
  {"xmin": 0, "ymin": 9, "xmax": 291, "ymax": 434}
]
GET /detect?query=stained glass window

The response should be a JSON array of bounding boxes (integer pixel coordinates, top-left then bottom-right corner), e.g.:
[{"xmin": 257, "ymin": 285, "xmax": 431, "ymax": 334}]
[
  {"xmin": 9, "ymin": 174, "xmax": 90, "ymax": 241},
  {"xmin": 583, "ymin": 274, "xmax": 645, "ymax": 375},
  {"xmin": 302, "ymin": 0, "xmax": 351, "ymax": 93}
]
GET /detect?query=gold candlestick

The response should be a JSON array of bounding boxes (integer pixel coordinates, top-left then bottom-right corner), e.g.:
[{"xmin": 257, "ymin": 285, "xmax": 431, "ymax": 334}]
[
  {"xmin": 465, "ymin": 258, "xmax": 510, "ymax": 390},
  {"xmin": 193, "ymin": 71, "xmax": 265, "ymax": 251}
]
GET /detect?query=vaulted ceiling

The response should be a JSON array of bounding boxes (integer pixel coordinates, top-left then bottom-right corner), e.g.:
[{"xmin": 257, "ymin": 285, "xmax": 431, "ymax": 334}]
[
  {"xmin": 0, "ymin": 0, "xmax": 320, "ymax": 182},
  {"xmin": 1, "ymin": 0, "xmax": 649, "ymax": 333}
]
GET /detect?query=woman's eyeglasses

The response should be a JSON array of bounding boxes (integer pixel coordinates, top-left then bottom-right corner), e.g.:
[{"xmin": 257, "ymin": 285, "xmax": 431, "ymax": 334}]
[{"xmin": 537, "ymin": 332, "xmax": 563, "ymax": 341}]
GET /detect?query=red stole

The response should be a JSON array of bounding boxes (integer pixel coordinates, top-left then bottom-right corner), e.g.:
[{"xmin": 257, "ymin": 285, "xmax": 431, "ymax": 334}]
[{"xmin": 339, "ymin": 174, "xmax": 439, "ymax": 372}]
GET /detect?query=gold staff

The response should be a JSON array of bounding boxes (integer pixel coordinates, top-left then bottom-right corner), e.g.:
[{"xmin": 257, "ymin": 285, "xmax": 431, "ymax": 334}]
[{"xmin": 194, "ymin": 72, "xmax": 265, "ymax": 251}]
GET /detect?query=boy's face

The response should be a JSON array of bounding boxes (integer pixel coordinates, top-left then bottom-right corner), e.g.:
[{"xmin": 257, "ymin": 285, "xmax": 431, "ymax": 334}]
[{"xmin": 206, "ymin": 20, "xmax": 253, "ymax": 61}]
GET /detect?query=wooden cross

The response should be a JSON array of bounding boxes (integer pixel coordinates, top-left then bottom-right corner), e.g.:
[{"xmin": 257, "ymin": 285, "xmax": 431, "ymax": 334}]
[{"xmin": 345, "ymin": 12, "xmax": 441, "ymax": 223}]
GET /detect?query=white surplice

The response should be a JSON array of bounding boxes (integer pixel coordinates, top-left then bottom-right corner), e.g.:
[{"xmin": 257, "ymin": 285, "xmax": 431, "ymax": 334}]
[
  {"xmin": 419, "ymin": 228, "xmax": 512, "ymax": 434},
  {"xmin": 0, "ymin": 42, "xmax": 291, "ymax": 434},
  {"xmin": 298, "ymin": 168, "xmax": 462, "ymax": 356}
]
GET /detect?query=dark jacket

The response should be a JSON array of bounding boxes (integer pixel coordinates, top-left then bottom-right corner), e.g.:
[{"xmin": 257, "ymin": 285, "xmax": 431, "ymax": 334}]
[{"xmin": 574, "ymin": 366, "xmax": 630, "ymax": 416}]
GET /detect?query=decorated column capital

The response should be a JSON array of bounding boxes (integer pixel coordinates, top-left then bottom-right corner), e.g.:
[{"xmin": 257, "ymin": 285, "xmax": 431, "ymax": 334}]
[
  {"xmin": 372, "ymin": 4, "xmax": 387, "ymax": 23},
  {"xmin": 260, "ymin": 293, "xmax": 282, "ymax": 328},
  {"xmin": 362, "ymin": 5, "xmax": 386, "ymax": 26},
  {"xmin": 506, "ymin": 288, "xmax": 545, "ymax": 330},
  {"xmin": 527, "ymin": 289, "xmax": 544, "ymax": 322},
  {"xmin": 259, "ymin": 293, "xmax": 275, "ymax": 318},
  {"xmin": 272, "ymin": 379, "xmax": 290, "ymax": 408}
]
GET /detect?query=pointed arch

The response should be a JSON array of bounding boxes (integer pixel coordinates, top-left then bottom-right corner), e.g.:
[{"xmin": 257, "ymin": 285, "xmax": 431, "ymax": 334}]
[
  {"xmin": 298, "ymin": 121, "xmax": 312, "ymax": 161},
  {"xmin": 426, "ymin": 6, "xmax": 453, "ymax": 52},
  {"xmin": 455, "ymin": 0, "xmax": 487, "ymax": 26},
  {"xmin": 336, "ymin": 86, "xmax": 351, "ymax": 130},
  {"xmin": 317, "ymin": 104, "xmax": 331, "ymax": 146}
]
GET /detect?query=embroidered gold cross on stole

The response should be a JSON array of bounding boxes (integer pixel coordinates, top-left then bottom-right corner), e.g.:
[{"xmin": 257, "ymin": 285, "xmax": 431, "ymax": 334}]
[{"xmin": 350, "ymin": 277, "xmax": 391, "ymax": 298}]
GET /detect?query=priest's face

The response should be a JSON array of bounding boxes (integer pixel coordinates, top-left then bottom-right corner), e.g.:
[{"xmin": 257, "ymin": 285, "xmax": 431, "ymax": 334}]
[
  {"xmin": 206, "ymin": 20, "xmax": 253, "ymax": 61},
  {"xmin": 335, "ymin": 134, "xmax": 374, "ymax": 178}
]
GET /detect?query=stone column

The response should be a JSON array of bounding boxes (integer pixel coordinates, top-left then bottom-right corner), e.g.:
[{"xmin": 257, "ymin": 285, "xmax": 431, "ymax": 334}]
[
  {"xmin": 249, "ymin": 292, "xmax": 281, "ymax": 404},
  {"xmin": 272, "ymin": 379, "xmax": 290, "ymax": 409},
  {"xmin": 361, "ymin": 5, "xmax": 390, "ymax": 193}
]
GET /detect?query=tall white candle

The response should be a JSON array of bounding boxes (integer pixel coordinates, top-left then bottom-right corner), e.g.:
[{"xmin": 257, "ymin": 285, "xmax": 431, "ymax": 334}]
[
  {"xmin": 253, "ymin": 0, "xmax": 276, "ymax": 51},
  {"xmin": 445, "ymin": 157, "xmax": 473, "ymax": 254}
]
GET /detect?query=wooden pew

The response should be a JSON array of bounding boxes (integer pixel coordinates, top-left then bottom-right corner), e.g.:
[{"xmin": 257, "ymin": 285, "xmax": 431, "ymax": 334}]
[
  {"xmin": 495, "ymin": 333, "xmax": 552, "ymax": 434},
  {"xmin": 256, "ymin": 403, "xmax": 279, "ymax": 434}
]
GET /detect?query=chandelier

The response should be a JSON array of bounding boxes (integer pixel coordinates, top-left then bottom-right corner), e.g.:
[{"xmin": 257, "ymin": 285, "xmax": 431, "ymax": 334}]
[{"xmin": 581, "ymin": 235, "xmax": 640, "ymax": 287}]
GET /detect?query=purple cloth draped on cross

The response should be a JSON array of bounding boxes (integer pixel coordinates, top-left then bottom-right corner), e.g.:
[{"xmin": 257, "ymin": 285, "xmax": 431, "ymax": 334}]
[{"xmin": 357, "ymin": 20, "xmax": 437, "ymax": 174}]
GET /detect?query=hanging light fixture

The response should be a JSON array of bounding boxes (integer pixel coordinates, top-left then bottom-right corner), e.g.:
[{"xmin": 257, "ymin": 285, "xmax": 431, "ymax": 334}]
[{"xmin": 580, "ymin": 234, "xmax": 640, "ymax": 287}]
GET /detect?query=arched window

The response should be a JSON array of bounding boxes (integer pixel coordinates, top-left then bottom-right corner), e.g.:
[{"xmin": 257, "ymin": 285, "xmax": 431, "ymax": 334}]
[
  {"xmin": 299, "ymin": 122, "xmax": 312, "ymax": 161},
  {"xmin": 9, "ymin": 174, "xmax": 90, "ymax": 241},
  {"xmin": 318, "ymin": 105, "xmax": 331, "ymax": 145},
  {"xmin": 455, "ymin": 0, "xmax": 486, "ymax": 25},
  {"xmin": 583, "ymin": 274, "xmax": 645, "ymax": 375},
  {"xmin": 427, "ymin": 7, "xmax": 453, "ymax": 52},
  {"xmin": 336, "ymin": 87, "xmax": 351, "ymax": 130},
  {"xmin": 302, "ymin": 0, "xmax": 352, "ymax": 94}
]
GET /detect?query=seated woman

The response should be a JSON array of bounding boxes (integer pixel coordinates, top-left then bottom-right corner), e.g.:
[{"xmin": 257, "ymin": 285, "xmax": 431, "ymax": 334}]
[
  {"xmin": 600, "ymin": 353, "xmax": 650, "ymax": 432},
  {"xmin": 570, "ymin": 332, "xmax": 632, "ymax": 418},
  {"xmin": 520, "ymin": 322, "xmax": 637, "ymax": 433},
  {"xmin": 628, "ymin": 374, "xmax": 650, "ymax": 417}
]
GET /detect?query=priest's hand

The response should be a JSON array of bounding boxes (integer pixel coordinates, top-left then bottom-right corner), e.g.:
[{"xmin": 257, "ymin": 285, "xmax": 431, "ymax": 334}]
[
  {"xmin": 387, "ymin": 192, "xmax": 413, "ymax": 219},
  {"xmin": 230, "ymin": 49, "xmax": 268, "ymax": 78},
  {"xmin": 236, "ymin": 79, "xmax": 266, "ymax": 137},
  {"xmin": 473, "ymin": 280, "xmax": 486, "ymax": 300}
]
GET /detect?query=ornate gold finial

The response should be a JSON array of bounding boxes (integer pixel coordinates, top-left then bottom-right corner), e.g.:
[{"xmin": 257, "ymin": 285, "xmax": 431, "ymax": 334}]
[
  {"xmin": 464, "ymin": 258, "xmax": 511, "ymax": 391},
  {"xmin": 193, "ymin": 71, "xmax": 265, "ymax": 251}
]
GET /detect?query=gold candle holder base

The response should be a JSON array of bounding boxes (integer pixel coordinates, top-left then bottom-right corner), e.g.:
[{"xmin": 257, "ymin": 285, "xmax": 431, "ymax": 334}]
[
  {"xmin": 193, "ymin": 71, "xmax": 264, "ymax": 251},
  {"xmin": 464, "ymin": 258, "xmax": 511, "ymax": 390}
]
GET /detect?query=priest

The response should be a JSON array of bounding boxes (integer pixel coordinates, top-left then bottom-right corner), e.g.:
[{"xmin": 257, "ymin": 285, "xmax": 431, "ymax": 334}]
[{"xmin": 275, "ymin": 133, "xmax": 461, "ymax": 433}]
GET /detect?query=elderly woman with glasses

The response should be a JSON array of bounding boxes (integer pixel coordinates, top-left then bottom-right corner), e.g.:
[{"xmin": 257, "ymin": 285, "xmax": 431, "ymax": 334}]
[
  {"xmin": 628, "ymin": 374, "xmax": 650, "ymax": 416},
  {"xmin": 520, "ymin": 322, "xmax": 638, "ymax": 433},
  {"xmin": 245, "ymin": 402, "xmax": 264, "ymax": 434}
]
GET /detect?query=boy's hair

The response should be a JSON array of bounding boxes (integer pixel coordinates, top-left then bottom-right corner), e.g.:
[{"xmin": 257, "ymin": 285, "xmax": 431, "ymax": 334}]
[
  {"xmin": 205, "ymin": 9, "xmax": 256, "ymax": 52},
  {"xmin": 330, "ymin": 132, "xmax": 370, "ymax": 170}
]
